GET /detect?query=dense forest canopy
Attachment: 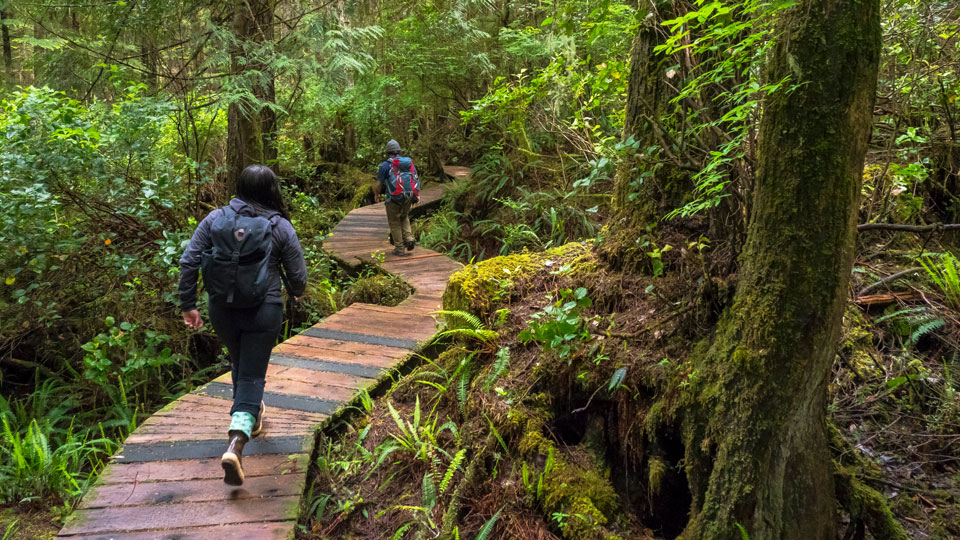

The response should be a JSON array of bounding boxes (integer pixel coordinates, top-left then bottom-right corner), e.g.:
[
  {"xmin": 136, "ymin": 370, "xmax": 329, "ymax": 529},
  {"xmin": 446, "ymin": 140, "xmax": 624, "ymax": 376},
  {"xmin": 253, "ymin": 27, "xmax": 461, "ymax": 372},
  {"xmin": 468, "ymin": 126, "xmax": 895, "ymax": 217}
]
[{"xmin": 0, "ymin": 0, "xmax": 958, "ymax": 538}]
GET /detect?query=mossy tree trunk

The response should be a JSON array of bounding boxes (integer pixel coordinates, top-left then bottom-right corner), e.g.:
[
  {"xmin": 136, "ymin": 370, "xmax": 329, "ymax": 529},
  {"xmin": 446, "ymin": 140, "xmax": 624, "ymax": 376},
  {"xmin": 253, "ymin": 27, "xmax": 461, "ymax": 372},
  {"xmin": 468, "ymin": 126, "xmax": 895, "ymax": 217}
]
[
  {"xmin": 680, "ymin": 0, "xmax": 881, "ymax": 538},
  {"xmin": 1, "ymin": 5, "xmax": 11, "ymax": 80},
  {"xmin": 226, "ymin": 0, "xmax": 277, "ymax": 194},
  {"xmin": 611, "ymin": 0, "xmax": 674, "ymax": 229}
]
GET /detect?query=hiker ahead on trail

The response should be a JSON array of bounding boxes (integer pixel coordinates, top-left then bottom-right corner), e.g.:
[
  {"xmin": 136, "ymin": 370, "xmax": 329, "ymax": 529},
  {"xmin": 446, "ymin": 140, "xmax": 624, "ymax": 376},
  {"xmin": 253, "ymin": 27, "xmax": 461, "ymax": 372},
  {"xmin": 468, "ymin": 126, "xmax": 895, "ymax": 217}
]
[
  {"xmin": 177, "ymin": 165, "xmax": 307, "ymax": 486},
  {"xmin": 373, "ymin": 139, "xmax": 421, "ymax": 256}
]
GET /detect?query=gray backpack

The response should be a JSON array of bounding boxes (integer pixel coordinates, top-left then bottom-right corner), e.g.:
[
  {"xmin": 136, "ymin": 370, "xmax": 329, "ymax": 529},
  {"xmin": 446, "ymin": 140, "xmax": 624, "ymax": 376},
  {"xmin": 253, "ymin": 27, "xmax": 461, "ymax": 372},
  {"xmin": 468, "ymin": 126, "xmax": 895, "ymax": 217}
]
[{"xmin": 200, "ymin": 207, "xmax": 276, "ymax": 307}]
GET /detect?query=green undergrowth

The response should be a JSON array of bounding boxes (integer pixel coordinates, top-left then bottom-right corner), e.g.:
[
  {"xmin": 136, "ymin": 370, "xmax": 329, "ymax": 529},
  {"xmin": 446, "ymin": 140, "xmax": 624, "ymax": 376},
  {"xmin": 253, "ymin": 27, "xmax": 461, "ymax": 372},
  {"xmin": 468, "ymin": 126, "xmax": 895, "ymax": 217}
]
[{"xmin": 300, "ymin": 224, "xmax": 960, "ymax": 539}]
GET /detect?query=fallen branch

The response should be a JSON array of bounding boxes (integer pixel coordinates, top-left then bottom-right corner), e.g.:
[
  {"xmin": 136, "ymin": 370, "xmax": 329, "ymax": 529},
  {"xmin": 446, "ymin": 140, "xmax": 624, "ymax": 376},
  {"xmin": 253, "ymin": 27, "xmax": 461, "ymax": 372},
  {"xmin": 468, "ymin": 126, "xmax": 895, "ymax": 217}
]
[
  {"xmin": 857, "ymin": 222, "xmax": 960, "ymax": 233},
  {"xmin": 857, "ymin": 267, "xmax": 922, "ymax": 296},
  {"xmin": 855, "ymin": 291, "xmax": 921, "ymax": 306}
]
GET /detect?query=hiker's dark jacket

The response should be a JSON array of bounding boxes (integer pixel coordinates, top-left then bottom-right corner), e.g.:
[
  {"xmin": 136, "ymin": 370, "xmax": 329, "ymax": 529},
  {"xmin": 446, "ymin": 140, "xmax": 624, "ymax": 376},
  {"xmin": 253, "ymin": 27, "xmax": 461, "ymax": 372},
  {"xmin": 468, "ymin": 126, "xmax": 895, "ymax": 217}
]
[{"xmin": 178, "ymin": 198, "xmax": 307, "ymax": 311}]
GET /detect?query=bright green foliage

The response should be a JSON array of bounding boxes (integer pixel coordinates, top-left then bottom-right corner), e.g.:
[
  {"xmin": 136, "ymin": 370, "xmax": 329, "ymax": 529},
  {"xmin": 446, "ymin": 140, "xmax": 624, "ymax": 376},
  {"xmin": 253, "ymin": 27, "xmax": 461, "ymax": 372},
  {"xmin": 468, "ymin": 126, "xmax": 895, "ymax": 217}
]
[
  {"xmin": 0, "ymin": 390, "xmax": 117, "ymax": 505},
  {"xmin": 920, "ymin": 252, "xmax": 960, "ymax": 310},
  {"xmin": 656, "ymin": 0, "xmax": 797, "ymax": 221}
]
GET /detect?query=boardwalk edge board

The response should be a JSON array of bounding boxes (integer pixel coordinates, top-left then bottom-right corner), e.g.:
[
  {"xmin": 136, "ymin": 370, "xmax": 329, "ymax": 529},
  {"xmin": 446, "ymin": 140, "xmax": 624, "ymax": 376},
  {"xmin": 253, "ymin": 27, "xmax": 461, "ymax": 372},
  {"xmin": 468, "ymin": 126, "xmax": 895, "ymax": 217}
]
[{"xmin": 114, "ymin": 435, "xmax": 311, "ymax": 463}]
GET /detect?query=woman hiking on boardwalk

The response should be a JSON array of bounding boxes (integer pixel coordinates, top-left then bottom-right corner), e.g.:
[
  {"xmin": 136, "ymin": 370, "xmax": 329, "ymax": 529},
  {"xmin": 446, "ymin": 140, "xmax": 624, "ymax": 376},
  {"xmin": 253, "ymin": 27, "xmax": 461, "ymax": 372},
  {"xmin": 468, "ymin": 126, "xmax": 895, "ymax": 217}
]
[{"xmin": 178, "ymin": 165, "xmax": 307, "ymax": 485}]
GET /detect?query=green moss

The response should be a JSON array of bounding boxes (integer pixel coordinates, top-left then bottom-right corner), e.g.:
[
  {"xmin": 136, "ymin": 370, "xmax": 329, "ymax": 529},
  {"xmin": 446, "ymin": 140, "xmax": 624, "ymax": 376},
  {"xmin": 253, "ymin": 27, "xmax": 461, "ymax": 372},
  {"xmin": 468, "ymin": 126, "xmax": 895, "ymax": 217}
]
[
  {"xmin": 508, "ymin": 409, "xmax": 621, "ymax": 540},
  {"xmin": 343, "ymin": 273, "xmax": 412, "ymax": 307},
  {"xmin": 349, "ymin": 182, "xmax": 374, "ymax": 209},
  {"xmin": 838, "ymin": 305, "xmax": 882, "ymax": 377},
  {"xmin": 834, "ymin": 466, "xmax": 909, "ymax": 540},
  {"xmin": 442, "ymin": 242, "xmax": 595, "ymax": 316}
]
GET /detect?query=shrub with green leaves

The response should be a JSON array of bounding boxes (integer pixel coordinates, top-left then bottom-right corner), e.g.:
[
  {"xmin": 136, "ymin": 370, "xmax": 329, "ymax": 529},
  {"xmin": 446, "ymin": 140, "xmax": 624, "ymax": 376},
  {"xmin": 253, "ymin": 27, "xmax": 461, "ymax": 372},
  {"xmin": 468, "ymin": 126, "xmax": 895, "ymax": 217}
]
[{"xmin": 519, "ymin": 287, "xmax": 592, "ymax": 360}]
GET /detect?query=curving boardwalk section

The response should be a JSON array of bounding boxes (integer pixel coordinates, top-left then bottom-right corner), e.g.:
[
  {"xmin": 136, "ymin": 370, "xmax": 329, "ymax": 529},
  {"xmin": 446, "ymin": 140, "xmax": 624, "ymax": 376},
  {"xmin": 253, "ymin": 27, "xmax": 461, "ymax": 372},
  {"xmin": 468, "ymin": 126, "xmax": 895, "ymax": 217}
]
[{"xmin": 56, "ymin": 170, "xmax": 466, "ymax": 540}]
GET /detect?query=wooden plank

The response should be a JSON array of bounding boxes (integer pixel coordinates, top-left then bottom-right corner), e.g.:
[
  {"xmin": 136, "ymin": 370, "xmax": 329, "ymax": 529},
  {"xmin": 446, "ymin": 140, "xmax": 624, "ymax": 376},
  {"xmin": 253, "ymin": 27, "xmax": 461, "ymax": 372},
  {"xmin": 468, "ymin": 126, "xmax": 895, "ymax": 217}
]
[
  {"xmin": 57, "ymin": 522, "xmax": 296, "ymax": 540},
  {"xmin": 211, "ymin": 369, "xmax": 367, "ymax": 399},
  {"xmin": 114, "ymin": 436, "xmax": 311, "ymax": 463},
  {"xmin": 152, "ymin": 402, "xmax": 324, "ymax": 425},
  {"xmin": 269, "ymin": 363, "xmax": 375, "ymax": 389},
  {"xmin": 79, "ymin": 474, "xmax": 305, "ymax": 509},
  {"xmin": 161, "ymin": 394, "xmax": 327, "ymax": 424},
  {"xmin": 198, "ymin": 382, "xmax": 341, "ymax": 414},
  {"xmin": 97, "ymin": 454, "xmax": 308, "ymax": 485},
  {"xmin": 270, "ymin": 354, "xmax": 385, "ymax": 379},
  {"xmin": 323, "ymin": 306, "xmax": 438, "ymax": 328},
  {"xmin": 123, "ymin": 423, "xmax": 315, "ymax": 444},
  {"xmin": 59, "ymin": 496, "xmax": 301, "ymax": 536},
  {"xmin": 275, "ymin": 338, "xmax": 408, "ymax": 364},
  {"xmin": 300, "ymin": 327, "xmax": 417, "ymax": 349},
  {"xmin": 320, "ymin": 317, "xmax": 437, "ymax": 341}
]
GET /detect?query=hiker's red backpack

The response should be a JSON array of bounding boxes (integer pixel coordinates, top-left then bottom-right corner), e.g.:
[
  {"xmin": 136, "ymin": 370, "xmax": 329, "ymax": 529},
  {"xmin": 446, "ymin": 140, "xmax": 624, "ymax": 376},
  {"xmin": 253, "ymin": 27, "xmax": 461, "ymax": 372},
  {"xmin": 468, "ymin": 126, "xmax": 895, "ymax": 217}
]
[{"xmin": 385, "ymin": 157, "xmax": 420, "ymax": 203}]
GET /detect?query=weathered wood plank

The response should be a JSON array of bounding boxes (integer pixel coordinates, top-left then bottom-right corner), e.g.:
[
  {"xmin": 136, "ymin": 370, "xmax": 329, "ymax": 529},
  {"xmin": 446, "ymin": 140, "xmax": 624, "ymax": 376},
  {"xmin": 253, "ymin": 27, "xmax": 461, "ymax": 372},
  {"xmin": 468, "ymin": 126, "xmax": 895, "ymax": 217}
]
[
  {"xmin": 96, "ymin": 454, "xmax": 308, "ymax": 485},
  {"xmin": 59, "ymin": 496, "xmax": 301, "ymax": 536},
  {"xmin": 79, "ymin": 474, "xmax": 305, "ymax": 509},
  {"xmin": 58, "ymin": 522, "xmax": 296, "ymax": 540}
]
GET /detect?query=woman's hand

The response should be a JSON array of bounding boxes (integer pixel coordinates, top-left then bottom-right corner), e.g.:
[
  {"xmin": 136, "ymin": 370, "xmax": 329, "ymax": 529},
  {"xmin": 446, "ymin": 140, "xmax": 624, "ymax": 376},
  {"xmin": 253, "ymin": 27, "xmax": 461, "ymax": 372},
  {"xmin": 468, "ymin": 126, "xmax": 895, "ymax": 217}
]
[{"xmin": 182, "ymin": 309, "xmax": 204, "ymax": 330}]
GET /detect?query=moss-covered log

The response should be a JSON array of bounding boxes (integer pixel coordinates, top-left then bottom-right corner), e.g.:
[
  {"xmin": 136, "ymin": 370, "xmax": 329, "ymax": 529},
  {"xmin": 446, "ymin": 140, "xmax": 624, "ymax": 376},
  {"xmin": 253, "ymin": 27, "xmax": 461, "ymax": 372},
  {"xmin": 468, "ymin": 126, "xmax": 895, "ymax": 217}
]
[{"xmin": 679, "ymin": 0, "xmax": 881, "ymax": 538}]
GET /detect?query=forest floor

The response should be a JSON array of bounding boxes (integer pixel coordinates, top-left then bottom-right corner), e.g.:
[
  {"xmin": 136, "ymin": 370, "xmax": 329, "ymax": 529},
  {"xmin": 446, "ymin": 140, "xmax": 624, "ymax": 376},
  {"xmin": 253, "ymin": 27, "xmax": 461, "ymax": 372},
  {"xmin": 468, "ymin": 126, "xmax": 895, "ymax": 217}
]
[
  {"xmin": 298, "ymin": 222, "xmax": 960, "ymax": 539},
  {"xmin": 0, "ymin": 503, "xmax": 60, "ymax": 540}
]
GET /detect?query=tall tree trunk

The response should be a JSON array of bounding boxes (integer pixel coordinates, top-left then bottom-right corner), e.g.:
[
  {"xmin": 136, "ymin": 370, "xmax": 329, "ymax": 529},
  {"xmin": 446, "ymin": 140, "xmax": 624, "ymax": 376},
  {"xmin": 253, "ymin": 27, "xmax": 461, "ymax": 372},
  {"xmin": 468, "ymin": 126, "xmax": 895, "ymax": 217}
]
[
  {"xmin": 611, "ymin": 0, "xmax": 672, "ymax": 226},
  {"xmin": 1, "ymin": 7, "xmax": 11, "ymax": 80},
  {"xmin": 226, "ymin": 0, "xmax": 277, "ymax": 195},
  {"xmin": 680, "ymin": 0, "xmax": 881, "ymax": 538},
  {"xmin": 602, "ymin": 1, "xmax": 681, "ymax": 271}
]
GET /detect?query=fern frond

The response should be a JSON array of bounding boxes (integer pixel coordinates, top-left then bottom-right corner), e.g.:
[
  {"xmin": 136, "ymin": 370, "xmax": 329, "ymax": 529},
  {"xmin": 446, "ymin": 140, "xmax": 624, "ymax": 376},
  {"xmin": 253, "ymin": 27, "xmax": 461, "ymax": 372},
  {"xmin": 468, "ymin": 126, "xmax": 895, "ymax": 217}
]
[
  {"xmin": 910, "ymin": 317, "xmax": 945, "ymax": 345},
  {"xmin": 475, "ymin": 508, "xmax": 502, "ymax": 540},
  {"xmin": 436, "ymin": 310, "xmax": 484, "ymax": 330},
  {"xmin": 440, "ymin": 448, "xmax": 467, "ymax": 495}
]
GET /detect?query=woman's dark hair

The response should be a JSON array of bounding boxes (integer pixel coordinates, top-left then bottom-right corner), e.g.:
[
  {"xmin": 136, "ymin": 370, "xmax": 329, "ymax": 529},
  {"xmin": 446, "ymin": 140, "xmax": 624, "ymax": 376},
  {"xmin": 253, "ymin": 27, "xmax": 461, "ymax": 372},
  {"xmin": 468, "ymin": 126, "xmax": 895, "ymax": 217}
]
[{"xmin": 236, "ymin": 165, "xmax": 289, "ymax": 219}]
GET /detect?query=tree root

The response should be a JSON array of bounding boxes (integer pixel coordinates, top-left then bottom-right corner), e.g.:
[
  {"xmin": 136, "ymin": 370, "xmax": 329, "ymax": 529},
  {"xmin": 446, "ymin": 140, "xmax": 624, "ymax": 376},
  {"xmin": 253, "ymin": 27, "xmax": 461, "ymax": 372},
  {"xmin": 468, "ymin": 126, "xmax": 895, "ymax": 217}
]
[{"xmin": 834, "ymin": 467, "xmax": 909, "ymax": 540}]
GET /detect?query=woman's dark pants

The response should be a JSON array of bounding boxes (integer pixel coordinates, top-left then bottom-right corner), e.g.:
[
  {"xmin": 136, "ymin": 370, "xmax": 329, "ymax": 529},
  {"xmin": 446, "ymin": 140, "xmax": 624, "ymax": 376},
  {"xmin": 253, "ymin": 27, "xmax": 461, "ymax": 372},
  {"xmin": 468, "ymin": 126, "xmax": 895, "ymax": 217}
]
[{"xmin": 208, "ymin": 302, "xmax": 283, "ymax": 419}]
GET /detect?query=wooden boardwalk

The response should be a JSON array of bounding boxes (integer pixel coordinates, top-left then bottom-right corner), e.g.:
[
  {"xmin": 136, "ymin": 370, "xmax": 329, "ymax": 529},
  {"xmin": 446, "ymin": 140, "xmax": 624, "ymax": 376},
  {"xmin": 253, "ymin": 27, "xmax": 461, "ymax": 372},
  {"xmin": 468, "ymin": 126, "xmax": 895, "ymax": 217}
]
[{"xmin": 56, "ymin": 168, "xmax": 467, "ymax": 540}]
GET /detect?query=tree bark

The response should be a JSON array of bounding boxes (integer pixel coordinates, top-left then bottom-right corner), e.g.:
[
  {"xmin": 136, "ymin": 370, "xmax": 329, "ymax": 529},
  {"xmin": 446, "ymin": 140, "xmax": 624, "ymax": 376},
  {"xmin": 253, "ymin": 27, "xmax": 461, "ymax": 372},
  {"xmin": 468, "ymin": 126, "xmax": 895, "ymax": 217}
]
[
  {"xmin": 611, "ymin": 0, "xmax": 673, "ymax": 227},
  {"xmin": 226, "ymin": 0, "xmax": 277, "ymax": 195},
  {"xmin": 1, "ymin": 8, "xmax": 12, "ymax": 79},
  {"xmin": 680, "ymin": 0, "xmax": 881, "ymax": 538}
]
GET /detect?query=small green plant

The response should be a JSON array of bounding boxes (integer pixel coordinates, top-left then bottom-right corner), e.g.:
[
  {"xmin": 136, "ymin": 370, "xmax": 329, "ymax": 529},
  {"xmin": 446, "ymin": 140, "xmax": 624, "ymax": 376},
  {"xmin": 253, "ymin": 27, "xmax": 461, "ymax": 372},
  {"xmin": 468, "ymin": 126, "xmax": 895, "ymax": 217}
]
[
  {"xmin": 0, "ymin": 415, "xmax": 116, "ymax": 504},
  {"xmin": 920, "ymin": 252, "xmax": 960, "ymax": 309},
  {"xmin": 519, "ymin": 287, "xmax": 592, "ymax": 360},
  {"xmin": 434, "ymin": 310, "xmax": 499, "ymax": 348},
  {"xmin": 638, "ymin": 235, "xmax": 673, "ymax": 277},
  {"xmin": 80, "ymin": 317, "xmax": 184, "ymax": 401},
  {"xmin": 483, "ymin": 346, "xmax": 511, "ymax": 390}
]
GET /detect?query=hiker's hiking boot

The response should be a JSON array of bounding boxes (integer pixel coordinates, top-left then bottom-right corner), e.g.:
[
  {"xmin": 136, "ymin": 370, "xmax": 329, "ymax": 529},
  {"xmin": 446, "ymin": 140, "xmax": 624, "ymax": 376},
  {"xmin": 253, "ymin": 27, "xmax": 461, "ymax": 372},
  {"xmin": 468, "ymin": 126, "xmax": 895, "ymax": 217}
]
[
  {"xmin": 405, "ymin": 240, "xmax": 415, "ymax": 251},
  {"xmin": 221, "ymin": 431, "xmax": 249, "ymax": 486},
  {"xmin": 392, "ymin": 245, "xmax": 406, "ymax": 256},
  {"xmin": 251, "ymin": 401, "xmax": 265, "ymax": 438}
]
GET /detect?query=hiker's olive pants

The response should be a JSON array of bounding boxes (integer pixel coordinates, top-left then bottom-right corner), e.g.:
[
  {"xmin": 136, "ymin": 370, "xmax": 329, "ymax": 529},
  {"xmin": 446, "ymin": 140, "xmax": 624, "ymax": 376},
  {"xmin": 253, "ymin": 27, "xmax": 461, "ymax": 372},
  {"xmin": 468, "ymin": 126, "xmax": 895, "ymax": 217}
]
[{"xmin": 385, "ymin": 199, "xmax": 414, "ymax": 247}]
